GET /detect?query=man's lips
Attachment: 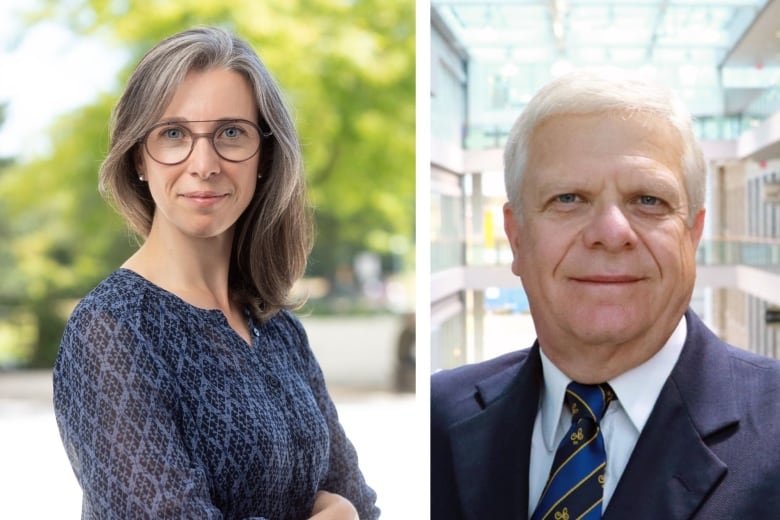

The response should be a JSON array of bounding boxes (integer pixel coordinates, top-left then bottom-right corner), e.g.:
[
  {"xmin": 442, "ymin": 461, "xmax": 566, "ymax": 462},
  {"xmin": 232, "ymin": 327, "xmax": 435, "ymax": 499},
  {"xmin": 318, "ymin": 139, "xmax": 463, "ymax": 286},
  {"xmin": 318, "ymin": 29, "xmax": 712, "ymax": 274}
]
[{"xmin": 569, "ymin": 275, "xmax": 644, "ymax": 283}]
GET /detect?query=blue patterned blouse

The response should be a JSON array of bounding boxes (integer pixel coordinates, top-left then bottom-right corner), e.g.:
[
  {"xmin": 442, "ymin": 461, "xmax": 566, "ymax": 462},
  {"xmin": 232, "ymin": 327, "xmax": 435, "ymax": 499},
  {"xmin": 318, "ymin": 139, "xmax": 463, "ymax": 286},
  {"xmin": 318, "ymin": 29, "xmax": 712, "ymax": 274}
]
[{"xmin": 53, "ymin": 269, "xmax": 379, "ymax": 519}]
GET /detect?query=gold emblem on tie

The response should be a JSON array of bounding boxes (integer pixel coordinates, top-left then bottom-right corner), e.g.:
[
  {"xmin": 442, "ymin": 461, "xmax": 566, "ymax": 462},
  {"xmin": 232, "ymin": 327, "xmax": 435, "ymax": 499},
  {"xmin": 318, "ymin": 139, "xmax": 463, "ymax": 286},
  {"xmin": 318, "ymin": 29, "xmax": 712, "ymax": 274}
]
[
  {"xmin": 598, "ymin": 474, "xmax": 606, "ymax": 486},
  {"xmin": 554, "ymin": 508, "xmax": 570, "ymax": 520},
  {"xmin": 570, "ymin": 427, "xmax": 584, "ymax": 445},
  {"xmin": 570, "ymin": 401, "xmax": 579, "ymax": 415}
]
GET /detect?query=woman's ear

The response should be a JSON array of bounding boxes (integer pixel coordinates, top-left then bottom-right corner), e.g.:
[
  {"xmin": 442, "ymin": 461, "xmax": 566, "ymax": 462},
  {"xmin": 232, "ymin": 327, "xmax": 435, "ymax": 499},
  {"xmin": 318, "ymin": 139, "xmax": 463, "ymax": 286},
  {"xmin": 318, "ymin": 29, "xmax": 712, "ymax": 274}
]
[{"xmin": 134, "ymin": 148, "xmax": 146, "ymax": 181}]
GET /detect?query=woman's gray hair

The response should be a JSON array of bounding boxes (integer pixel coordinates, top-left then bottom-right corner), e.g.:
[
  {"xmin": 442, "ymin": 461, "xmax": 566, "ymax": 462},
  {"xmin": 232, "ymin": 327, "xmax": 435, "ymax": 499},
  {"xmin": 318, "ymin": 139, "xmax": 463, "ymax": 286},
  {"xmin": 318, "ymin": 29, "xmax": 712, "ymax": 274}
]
[
  {"xmin": 503, "ymin": 69, "xmax": 706, "ymax": 225},
  {"xmin": 99, "ymin": 26, "xmax": 312, "ymax": 320}
]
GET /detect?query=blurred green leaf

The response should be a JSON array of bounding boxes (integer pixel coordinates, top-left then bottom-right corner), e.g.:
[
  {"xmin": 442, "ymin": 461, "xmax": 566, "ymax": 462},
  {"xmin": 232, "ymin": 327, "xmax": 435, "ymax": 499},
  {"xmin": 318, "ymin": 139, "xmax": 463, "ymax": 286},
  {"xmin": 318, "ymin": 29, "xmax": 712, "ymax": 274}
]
[{"xmin": 1, "ymin": 0, "xmax": 415, "ymax": 366}]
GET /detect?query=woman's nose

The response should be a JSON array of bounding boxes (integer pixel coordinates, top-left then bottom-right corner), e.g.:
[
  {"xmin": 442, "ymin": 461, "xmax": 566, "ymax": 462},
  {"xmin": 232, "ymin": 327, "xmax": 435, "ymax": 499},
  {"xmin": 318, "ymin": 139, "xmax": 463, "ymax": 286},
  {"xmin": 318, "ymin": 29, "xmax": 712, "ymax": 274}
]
[{"xmin": 188, "ymin": 135, "xmax": 221, "ymax": 178}]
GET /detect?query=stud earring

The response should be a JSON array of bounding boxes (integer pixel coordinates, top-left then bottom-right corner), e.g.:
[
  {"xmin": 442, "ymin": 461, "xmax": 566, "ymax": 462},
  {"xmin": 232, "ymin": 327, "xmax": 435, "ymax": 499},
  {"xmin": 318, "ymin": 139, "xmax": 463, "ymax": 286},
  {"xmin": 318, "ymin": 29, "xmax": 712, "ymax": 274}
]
[{"xmin": 139, "ymin": 174, "xmax": 145, "ymax": 181}]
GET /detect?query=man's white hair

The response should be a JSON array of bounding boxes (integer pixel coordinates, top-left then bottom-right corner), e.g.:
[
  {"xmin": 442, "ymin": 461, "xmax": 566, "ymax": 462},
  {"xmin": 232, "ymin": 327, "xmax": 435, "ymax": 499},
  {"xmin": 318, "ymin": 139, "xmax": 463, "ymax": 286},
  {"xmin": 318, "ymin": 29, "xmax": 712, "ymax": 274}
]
[{"xmin": 503, "ymin": 69, "xmax": 706, "ymax": 225}]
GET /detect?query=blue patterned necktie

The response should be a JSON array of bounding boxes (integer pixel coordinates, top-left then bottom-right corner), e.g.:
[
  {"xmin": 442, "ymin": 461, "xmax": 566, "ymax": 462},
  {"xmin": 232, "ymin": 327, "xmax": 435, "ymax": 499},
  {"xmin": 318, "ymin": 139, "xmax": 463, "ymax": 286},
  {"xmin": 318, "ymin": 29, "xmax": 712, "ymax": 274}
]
[{"xmin": 531, "ymin": 382, "xmax": 616, "ymax": 520}]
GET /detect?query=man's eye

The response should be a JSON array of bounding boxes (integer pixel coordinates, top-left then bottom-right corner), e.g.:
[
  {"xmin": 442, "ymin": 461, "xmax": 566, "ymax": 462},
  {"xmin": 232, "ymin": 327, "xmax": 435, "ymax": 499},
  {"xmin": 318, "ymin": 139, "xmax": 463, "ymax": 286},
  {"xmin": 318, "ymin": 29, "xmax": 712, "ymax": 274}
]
[
  {"xmin": 556, "ymin": 193, "xmax": 579, "ymax": 203},
  {"xmin": 638, "ymin": 195, "xmax": 661, "ymax": 205}
]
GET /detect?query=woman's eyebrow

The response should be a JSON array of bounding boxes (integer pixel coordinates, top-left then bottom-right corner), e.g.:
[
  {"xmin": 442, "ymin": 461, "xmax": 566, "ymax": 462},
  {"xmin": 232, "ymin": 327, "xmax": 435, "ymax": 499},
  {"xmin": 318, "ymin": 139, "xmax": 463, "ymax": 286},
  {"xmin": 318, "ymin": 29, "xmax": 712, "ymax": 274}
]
[{"xmin": 156, "ymin": 117, "xmax": 245, "ymax": 123}]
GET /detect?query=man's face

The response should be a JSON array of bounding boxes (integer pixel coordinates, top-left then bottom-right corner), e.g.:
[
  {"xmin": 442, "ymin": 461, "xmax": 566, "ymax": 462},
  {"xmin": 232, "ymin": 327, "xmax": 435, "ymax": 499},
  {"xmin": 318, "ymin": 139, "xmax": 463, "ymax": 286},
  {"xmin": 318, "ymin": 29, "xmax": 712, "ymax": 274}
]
[{"xmin": 504, "ymin": 112, "xmax": 704, "ymax": 353}]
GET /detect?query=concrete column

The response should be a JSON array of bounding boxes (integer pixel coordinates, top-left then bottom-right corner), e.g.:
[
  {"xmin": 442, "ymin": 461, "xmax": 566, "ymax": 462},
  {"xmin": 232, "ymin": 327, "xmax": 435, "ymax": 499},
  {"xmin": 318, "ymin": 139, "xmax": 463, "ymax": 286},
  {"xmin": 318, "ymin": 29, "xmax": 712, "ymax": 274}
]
[
  {"xmin": 473, "ymin": 290, "xmax": 485, "ymax": 362},
  {"xmin": 471, "ymin": 172, "xmax": 483, "ymax": 264}
]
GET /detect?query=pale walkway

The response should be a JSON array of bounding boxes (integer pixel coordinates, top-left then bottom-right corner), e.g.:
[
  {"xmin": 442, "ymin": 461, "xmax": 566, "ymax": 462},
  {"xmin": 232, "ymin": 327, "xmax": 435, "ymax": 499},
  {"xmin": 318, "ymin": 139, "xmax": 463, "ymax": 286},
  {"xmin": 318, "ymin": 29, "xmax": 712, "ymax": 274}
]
[{"xmin": 0, "ymin": 371, "xmax": 422, "ymax": 519}]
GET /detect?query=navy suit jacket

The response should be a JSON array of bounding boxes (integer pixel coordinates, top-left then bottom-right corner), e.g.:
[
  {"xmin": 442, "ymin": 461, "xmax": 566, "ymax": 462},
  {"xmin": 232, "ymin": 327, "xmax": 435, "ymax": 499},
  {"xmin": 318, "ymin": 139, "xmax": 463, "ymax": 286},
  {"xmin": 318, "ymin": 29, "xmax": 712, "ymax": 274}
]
[{"xmin": 431, "ymin": 310, "xmax": 780, "ymax": 519}]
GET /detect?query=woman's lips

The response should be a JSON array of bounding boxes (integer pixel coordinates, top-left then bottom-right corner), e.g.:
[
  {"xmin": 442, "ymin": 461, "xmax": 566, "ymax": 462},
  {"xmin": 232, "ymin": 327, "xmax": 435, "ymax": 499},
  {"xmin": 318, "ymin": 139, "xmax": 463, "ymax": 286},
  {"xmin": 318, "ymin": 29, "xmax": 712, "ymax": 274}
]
[{"xmin": 179, "ymin": 191, "xmax": 228, "ymax": 206}]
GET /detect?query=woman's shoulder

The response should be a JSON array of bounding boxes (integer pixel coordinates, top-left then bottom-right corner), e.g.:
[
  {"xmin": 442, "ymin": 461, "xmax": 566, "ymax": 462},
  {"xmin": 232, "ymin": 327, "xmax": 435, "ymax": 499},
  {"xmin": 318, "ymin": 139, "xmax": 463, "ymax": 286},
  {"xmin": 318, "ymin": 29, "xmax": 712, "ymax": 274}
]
[
  {"xmin": 260, "ymin": 310, "xmax": 317, "ymax": 367},
  {"xmin": 72, "ymin": 268, "xmax": 157, "ymax": 319},
  {"xmin": 261, "ymin": 309, "xmax": 312, "ymax": 347},
  {"xmin": 64, "ymin": 269, "xmax": 169, "ymax": 343},
  {"xmin": 57, "ymin": 270, "xmax": 167, "ymax": 368}
]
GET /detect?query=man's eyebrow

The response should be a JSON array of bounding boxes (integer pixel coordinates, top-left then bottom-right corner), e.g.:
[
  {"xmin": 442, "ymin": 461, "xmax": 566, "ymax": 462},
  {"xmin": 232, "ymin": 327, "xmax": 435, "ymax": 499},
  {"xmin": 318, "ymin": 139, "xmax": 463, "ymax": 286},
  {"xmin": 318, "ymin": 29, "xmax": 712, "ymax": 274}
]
[
  {"xmin": 533, "ymin": 179, "xmax": 589, "ymax": 194},
  {"xmin": 533, "ymin": 175, "xmax": 682, "ymax": 196},
  {"xmin": 636, "ymin": 177, "xmax": 680, "ymax": 192},
  {"xmin": 624, "ymin": 169, "xmax": 683, "ymax": 191}
]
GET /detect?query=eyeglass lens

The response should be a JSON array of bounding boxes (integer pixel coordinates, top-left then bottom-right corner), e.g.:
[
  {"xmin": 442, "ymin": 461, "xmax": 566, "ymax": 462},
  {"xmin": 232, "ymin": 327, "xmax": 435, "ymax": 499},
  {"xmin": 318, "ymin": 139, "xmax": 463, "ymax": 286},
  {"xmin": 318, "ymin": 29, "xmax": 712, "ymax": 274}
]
[{"xmin": 145, "ymin": 120, "xmax": 262, "ymax": 164}]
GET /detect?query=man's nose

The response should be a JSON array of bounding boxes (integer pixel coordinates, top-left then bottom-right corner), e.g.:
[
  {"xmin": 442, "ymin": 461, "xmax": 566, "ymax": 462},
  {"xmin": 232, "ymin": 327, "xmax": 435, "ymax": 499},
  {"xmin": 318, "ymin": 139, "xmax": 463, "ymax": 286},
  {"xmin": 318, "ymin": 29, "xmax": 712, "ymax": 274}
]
[
  {"xmin": 582, "ymin": 203, "xmax": 638, "ymax": 251},
  {"xmin": 188, "ymin": 135, "xmax": 221, "ymax": 179}
]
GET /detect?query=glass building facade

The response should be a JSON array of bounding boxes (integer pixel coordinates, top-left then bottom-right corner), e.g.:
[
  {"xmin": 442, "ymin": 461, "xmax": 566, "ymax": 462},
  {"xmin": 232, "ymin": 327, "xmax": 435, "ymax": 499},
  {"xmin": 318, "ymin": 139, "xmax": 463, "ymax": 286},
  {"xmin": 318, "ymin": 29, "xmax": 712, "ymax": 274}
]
[{"xmin": 431, "ymin": 0, "xmax": 780, "ymax": 370}]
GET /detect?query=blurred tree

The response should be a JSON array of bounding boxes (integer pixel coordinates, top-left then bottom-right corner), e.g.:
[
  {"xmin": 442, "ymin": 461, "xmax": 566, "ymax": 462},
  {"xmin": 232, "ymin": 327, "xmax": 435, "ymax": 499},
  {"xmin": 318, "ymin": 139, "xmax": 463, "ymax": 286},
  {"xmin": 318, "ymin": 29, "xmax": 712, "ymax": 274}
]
[
  {"xmin": 0, "ymin": 104, "xmax": 12, "ymax": 170},
  {"xmin": 0, "ymin": 97, "xmax": 134, "ymax": 366},
  {"xmin": 1, "ymin": 0, "xmax": 414, "ymax": 366},
  {"xmin": 0, "ymin": 102, "xmax": 17, "ymax": 321}
]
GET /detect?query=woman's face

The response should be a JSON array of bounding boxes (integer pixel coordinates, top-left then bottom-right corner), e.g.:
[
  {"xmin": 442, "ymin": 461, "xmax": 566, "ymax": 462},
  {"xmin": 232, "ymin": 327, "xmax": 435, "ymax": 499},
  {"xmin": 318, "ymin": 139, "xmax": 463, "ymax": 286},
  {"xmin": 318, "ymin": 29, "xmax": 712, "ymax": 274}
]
[{"xmin": 137, "ymin": 67, "xmax": 260, "ymax": 242}]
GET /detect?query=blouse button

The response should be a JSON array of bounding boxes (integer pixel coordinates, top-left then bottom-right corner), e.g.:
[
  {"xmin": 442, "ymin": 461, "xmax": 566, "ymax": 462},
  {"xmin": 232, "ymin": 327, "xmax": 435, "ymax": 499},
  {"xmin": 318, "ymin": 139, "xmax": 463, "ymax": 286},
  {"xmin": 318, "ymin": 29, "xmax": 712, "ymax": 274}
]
[{"xmin": 252, "ymin": 327, "xmax": 260, "ymax": 337}]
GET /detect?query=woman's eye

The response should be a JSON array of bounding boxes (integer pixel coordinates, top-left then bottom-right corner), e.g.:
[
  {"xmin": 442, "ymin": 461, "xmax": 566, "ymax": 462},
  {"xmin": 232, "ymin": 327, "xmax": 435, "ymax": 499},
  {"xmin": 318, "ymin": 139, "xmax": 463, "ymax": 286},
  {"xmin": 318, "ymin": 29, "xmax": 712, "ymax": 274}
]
[
  {"xmin": 221, "ymin": 126, "xmax": 243, "ymax": 138},
  {"xmin": 161, "ymin": 127, "xmax": 185, "ymax": 139}
]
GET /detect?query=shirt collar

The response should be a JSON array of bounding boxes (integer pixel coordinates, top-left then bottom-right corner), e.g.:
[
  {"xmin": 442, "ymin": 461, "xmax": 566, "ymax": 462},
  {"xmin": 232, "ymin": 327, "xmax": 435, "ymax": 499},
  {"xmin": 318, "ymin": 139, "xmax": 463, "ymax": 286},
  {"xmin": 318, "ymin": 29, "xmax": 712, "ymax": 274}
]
[
  {"xmin": 538, "ymin": 316, "xmax": 687, "ymax": 450},
  {"xmin": 539, "ymin": 349, "xmax": 568, "ymax": 450}
]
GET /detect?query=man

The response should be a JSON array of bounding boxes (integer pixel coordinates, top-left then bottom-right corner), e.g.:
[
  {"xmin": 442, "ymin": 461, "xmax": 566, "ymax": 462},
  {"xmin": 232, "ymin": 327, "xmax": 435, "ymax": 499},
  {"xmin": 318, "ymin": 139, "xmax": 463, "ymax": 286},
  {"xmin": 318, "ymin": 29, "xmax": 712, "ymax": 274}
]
[{"xmin": 431, "ymin": 71, "xmax": 780, "ymax": 519}]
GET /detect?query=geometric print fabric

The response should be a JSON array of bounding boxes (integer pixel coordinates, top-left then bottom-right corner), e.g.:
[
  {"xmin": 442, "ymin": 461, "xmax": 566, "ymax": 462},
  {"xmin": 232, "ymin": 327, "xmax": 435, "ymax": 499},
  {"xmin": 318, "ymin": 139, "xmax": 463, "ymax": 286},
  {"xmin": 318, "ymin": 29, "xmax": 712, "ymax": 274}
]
[
  {"xmin": 531, "ymin": 382, "xmax": 616, "ymax": 520},
  {"xmin": 53, "ymin": 269, "xmax": 379, "ymax": 519}
]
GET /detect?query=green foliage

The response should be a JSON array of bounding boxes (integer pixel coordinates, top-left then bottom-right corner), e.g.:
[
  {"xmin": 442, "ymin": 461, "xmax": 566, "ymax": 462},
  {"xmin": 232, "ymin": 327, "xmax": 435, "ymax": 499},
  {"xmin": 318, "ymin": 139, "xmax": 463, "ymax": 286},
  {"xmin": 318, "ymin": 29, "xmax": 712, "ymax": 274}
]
[
  {"xmin": 0, "ymin": 96, "xmax": 136, "ymax": 366},
  {"xmin": 0, "ymin": 0, "xmax": 414, "ymax": 366}
]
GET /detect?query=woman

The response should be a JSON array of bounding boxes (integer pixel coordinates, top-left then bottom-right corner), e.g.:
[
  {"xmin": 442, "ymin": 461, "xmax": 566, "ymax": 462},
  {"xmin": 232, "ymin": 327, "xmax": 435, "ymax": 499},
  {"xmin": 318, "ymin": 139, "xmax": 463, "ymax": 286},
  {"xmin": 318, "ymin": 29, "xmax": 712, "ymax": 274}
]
[{"xmin": 53, "ymin": 26, "xmax": 379, "ymax": 519}]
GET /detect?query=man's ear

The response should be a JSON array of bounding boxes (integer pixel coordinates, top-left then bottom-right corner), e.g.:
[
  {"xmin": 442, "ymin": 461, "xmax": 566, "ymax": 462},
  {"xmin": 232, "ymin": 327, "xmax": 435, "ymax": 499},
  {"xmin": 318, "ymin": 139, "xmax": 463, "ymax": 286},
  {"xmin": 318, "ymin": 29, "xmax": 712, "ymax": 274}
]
[
  {"xmin": 690, "ymin": 208, "xmax": 706, "ymax": 248},
  {"xmin": 503, "ymin": 202, "xmax": 524, "ymax": 277}
]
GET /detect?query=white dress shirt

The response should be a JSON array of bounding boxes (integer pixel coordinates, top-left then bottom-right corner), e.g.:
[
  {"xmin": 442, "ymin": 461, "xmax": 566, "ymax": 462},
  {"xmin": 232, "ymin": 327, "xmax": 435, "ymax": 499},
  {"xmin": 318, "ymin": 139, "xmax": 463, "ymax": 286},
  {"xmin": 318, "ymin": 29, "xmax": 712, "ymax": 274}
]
[{"xmin": 528, "ymin": 317, "xmax": 687, "ymax": 517}]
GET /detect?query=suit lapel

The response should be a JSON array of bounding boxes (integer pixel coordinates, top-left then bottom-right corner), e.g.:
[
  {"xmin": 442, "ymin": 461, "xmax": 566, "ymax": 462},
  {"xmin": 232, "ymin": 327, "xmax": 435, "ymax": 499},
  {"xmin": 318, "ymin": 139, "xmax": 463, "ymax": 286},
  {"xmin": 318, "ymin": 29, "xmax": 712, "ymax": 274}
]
[
  {"xmin": 448, "ymin": 345, "xmax": 542, "ymax": 520},
  {"xmin": 605, "ymin": 311, "xmax": 739, "ymax": 520}
]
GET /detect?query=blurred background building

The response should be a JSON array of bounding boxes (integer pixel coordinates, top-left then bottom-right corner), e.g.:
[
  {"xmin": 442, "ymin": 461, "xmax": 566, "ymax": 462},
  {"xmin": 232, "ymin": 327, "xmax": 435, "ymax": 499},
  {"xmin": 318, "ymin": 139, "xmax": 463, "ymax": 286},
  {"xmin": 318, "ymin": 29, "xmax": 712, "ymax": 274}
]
[
  {"xmin": 0, "ymin": 1, "xmax": 417, "ymax": 517},
  {"xmin": 431, "ymin": 0, "xmax": 780, "ymax": 370}
]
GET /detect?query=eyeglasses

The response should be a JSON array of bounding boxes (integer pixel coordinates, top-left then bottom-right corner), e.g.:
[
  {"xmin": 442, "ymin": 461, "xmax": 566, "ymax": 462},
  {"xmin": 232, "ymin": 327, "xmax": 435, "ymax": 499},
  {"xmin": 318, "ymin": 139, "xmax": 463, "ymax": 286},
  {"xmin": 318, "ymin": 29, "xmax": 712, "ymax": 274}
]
[{"xmin": 142, "ymin": 119, "xmax": 272, "ymax": 165}]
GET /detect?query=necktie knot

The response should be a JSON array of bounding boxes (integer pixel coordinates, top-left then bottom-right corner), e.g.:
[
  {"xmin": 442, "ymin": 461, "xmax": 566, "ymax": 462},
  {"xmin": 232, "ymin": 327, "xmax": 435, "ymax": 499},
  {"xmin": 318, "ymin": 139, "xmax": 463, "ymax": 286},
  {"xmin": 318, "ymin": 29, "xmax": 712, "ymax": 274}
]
[{"xmin": 565, "ymin": 382, "xmax": 615, "ymax": 423}]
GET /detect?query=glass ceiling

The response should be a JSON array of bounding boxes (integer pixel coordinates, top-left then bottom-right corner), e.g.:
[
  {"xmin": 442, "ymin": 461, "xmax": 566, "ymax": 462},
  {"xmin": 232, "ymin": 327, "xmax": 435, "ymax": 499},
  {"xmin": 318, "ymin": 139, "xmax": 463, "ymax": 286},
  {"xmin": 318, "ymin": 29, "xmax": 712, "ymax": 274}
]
[
  {"xmin": 434, "ymin": 0, "xmax": 767, "ymax": 68},
  {"xmin": 432, "ymin": 0, "xmax": 775, "ymax": 147}
]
